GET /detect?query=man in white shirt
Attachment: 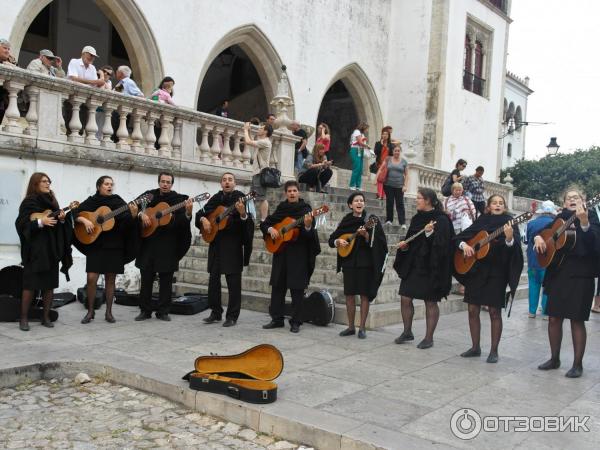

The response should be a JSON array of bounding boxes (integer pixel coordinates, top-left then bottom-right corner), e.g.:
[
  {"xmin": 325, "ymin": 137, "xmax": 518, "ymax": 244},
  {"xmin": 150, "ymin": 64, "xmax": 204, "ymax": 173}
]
[{"xmin": 67, "ymin": 45, "xmax": 104, "ymax": 87}]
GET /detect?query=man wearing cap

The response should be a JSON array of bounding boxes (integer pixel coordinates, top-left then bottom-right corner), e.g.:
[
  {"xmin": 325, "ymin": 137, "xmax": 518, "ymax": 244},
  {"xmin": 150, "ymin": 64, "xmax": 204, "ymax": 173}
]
[
  {"xmin": 67, "ymin": 46, "xmax": 105, "ymax": 87},
  {"xmin": 524, "ymin": 200, "xmax": 557, "ymax": 319},
  {"xmin": 27, "ymin": 50, "xmax": 65, "ymax": 78}
]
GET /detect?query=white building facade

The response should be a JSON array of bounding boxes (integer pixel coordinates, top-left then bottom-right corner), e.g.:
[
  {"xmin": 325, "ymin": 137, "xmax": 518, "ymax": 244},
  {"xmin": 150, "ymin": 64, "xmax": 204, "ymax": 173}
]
[{"xmin": 500, "ymin": 71, "xmax": 533, "ymax": 170}]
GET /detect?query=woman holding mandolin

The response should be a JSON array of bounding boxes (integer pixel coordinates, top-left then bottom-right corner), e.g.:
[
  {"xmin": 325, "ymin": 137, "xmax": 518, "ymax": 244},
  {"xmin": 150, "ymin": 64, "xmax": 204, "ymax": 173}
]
[
  {"xmin": 393, "ymin": 188, "xmax": 453, "ymax": 349},
  {"xmin": 329, "ymin": 192, "xmax": 388, "ymax": 339},
  {"xmin": 534, "ymin": 187, "xmax": 600, "ymax": 378},
  {"xmin": 454, "ymin": 194, "xmax": 523, "ymax": 363},
  {"xmin": 15, "ymin": 172, "xmax": 73, "ymax": 331}
]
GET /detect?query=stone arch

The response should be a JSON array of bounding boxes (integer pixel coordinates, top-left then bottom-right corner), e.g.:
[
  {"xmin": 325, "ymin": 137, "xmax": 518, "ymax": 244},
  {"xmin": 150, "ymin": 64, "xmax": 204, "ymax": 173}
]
[
  {"xmin": 8, "ymin": 0, "xmax": 163, "ymax": 94},
  {"xmin": 196, "ymin": 24, "xmax": 293, "ymax": 117}
]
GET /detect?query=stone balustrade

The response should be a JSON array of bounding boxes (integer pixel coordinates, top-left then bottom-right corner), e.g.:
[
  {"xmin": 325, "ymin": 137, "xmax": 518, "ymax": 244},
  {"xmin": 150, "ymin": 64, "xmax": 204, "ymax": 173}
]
[{"xmin": 0, "ymin": 65, "xmax": 298, "ymax": 182}]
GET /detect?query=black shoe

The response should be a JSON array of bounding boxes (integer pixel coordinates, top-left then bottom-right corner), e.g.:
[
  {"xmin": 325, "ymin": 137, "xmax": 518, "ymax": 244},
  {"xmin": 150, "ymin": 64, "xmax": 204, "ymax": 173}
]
[
  {"xmin": 394, "ymin": 331, "xmax": 414, "ymax": 344},
  {"xmin": 357, "ymin": 329, "xmax": 367, "ymax": 339},
  {"xmin": 134, "ymin": 312, "xmax": 152, "ymax": 321},
  {"xmin": 262, "ymin": 320, "xmax": 285, "ymax": 329},
  {"xmin": 156, "ymin": 313, "xmax": 171, "ymax": 322},
  {"xmin": 460, "ymin": 347, "xmax": 482, "ymax": 358},
  {"xmin": 565, "ymin": 366, "xmax": 583, "ymax": 378},
  {"xmin": 105, "ymin": 314, "xmax": 116, "ymax": 323},
  {"xmin": 19, "ymin": 321, "xmax": 30, "ymax": 332},
  {"xmin": 339, "ymin": 327, "xmax": 356, "ymax": 337},
  {"xmin": 203, "ymin": 315, "xmax": 222, "ymax": 324},
  {"xmin": 486, "ymin": 352, "xmax": 499, "ymax": 363},
  {"xmin": 538, "ymin": 358, "xmax": 561, "ymax": 370},
  {"xmin": 290, "ymin": 323, "xmax": 300, "ymax": 333},
  {"xmin": 81, "ymin": 312, "xmax": 95, "ymax": 324},
  {"xmin": 417, "ymin": 339, "xmax": 433, "ymax": 349},
  {"xmin": 41, "ymin": 320, "xmax": 54, "ymax": 328},
  {"xmin": 222, "ymin": 319, "xmax": 237, "ymax": 327}
]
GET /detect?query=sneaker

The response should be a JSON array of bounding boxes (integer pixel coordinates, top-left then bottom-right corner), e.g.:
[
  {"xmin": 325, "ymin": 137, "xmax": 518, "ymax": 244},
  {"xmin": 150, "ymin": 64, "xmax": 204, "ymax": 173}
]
[
  {"xmin": 542, "ymin": 315, "xmax": 549, "ymax": 321},
  {"xmin": 384, "ymin": 221, "xmax": 392, "ymax": 226},
  {"xmin": 401, "ymin": 224, "xmax": 407, "ymax": 231},
  {"xmin": 528, "ymin": 313, "xmax": 536, "ymax": 318}
]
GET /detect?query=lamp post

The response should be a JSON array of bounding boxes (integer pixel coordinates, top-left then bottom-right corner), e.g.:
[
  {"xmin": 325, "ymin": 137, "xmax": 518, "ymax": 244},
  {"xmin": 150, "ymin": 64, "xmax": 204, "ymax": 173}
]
[{"xmin": 546, "ymin": 137, "xmax": 560, "ymax": 156}]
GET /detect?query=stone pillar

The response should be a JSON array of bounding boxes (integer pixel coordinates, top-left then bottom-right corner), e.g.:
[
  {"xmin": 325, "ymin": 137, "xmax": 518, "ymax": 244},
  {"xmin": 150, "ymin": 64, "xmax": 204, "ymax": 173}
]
[
  {"xmin": 24, "ymin": 86, "xmax": 40, "ymax": 136},
  {"xmin": 179, "ymin": 119, "xmax": 197, "ymax": 161},
  {"xmin": 144, "ymin": 112, "xmax": 159, "ymax": 156},
  {"xmin": 116, "ymin": 105, "xmax": 132, "ymax": 151},
  {"xmin": 67, "ymin": 94, "xmax": 86, "ymax": 144},
  {"xmin": 130, "ymin": 108, "xmax": 145, "ymax": 154},
  {"xmin": 158, "ymin": 114, "xmax": 173, "ymax": 157},
  {"xmin": 2, "ymin": 81, "xmax": 26, "ymax": 134},
  {"xmin": 209, "ymin": 126, "xmax": 223, "ymax": 163},
  {"xmin": 171, "ymin": 118, "xmax": 182, "ymax": 159},
  {"xmin": 270, "ymin": 65, "xmax": 294, "ymax": 131},
  {"xmin": 100, "ymin": 102, "xmax": 116, "ymax": 149},
  {"xmin": 198, "ymin": 124, "xmax": 211, "ymax": 162},
  {"xmin": 220, "ymin": 128, "xmax": 233, "ymax": 165},
  {"xmin": 231, "ymin": 131, "xmax": 243, "ymax": 168},
  {"xmin": 84, "ymin": 98, "xmax": 102, "ymax": 146}
]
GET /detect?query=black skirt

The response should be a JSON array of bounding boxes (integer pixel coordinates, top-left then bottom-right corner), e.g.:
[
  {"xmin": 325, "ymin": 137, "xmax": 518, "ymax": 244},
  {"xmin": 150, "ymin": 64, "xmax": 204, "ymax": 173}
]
[
  {"xmin": 250, "ymin": 174, "xmax": 266, "ymax": 200},
  {"xmin": 399, "ymin": 271, "xmax": 441, "ymax": 302},
  {"xmin": 86, "ymin": 248, "xmax": 125, "ymax": 274},
  {"xmin": 22, "ymin": 265, "xmax": 58, "ymax": 290},
  {"xmin": 463, "ymin": 276, "xmax": 507, "ymax": 308},
  {"xmin": 343, "ymin": 267, "xmax": 372, "ymax": 298},
  {"xmin": 546, "ymin": 277, "xmax": 594, "ymax": 321}
]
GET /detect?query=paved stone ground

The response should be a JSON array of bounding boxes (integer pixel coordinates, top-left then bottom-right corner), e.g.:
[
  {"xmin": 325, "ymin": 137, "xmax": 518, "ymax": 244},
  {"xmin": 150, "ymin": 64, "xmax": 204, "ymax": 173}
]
[
  {"xmin": 1, "ymin": 298, "xmax": 599, "ymax": 449},
  {"xmin": 0, "ymin": 378, "xmax": 304, "ymax": 449}
]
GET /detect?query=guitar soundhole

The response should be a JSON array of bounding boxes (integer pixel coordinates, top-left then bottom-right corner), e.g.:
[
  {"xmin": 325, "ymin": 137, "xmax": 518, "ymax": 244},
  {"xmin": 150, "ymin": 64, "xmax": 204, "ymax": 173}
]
[
  {"xmin": 156, "ymin": 211, "xmax": 163, "ymax": 219},
  {"xmin": 97, "ymin": 216, "xmax": 104, "ymax": 225},
  {"xmin": 474, "ymin": 243, "xmax": 480, "ymax": 252},
  {"xmin": 215, "ymin": 217, "xmax": 221, "ymax": 225}
]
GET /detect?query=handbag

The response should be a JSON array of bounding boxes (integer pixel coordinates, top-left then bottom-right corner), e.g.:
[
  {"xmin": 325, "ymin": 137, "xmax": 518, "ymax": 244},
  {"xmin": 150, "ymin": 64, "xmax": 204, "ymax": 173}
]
[
  {"xmin": 376, "ymin": 158, "xmax": 389, "ymax": 183},
  {"xmin": 259, "ymin": 167, "xmax": 281, "ymax": 188},
  {"xmin": 369, "ymin": 161, "xmax": 378, "ymax": 174}
]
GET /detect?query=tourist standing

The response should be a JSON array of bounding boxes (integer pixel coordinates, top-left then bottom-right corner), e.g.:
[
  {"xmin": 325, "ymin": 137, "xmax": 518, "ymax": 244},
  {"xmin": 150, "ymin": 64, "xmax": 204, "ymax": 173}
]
[
  {"xmin": 378, "ymin": 145, "xmax": 408, "ymax": 229},
  {"xmin": 316, "ymin": 123, "xmax": 331, "ymax": 159},
  {"xmin": 349, "ymin": 122, "xmax": 370, "ymax": 191},
  {"xmin": 290, "ymin": 121, "xmax": 308, "ymax": 173},
  {"xmin": 463, "ymin": 166, "xmax": 486, "ymax": 216},
  {"xmin": 444, "ymin": 183, "xmax": 476, "ymax": 234},
  {"xmin": 373, "ymin": 128, "xmax": 393, "ymax": 200},
  {"xmin": 151, "ymin": 77, "xmax": 175, "ymax": 105}
]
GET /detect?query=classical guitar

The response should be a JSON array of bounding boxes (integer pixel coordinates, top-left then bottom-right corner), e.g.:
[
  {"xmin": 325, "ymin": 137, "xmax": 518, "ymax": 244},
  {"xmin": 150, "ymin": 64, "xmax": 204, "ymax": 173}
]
[
  {"xmin": 394, "ymin": 221, "xmax": 437, "ymax": 249},
  {"xmin": 536, "ymin": 193, "xmax": 600, "ymax": 268},
  {"xmin": 29, "ymin": 200, "xmax": 80, "ymax": 221},
  {"xmin": 201, "ymin": 191, "xmax": 257, "ymax": 243},
  {"xmin": 337, "ymin": 216, "xmax": 379, "ymax": 258},
  {"xmin": 454, "ymin": 212, "xmax": 532, "ymax": 275},
  {"xmin": 264, "ymin": 205, "xmax": 329, "ymax": 254},
  {"xmin": 74, "ymin": 193, "xmax": 153, "ymax": 245},
  {"xmin": 141, "ymin": 192, "xmax": 210, "ymax": 238}
]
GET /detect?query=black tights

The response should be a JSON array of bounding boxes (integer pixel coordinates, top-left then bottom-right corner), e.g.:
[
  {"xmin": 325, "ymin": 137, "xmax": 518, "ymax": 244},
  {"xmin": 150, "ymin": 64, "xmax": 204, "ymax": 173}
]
[
  {"xmin": 401, "ymin": 297, "xmax": 440, "ymax": 341},
  {"xmin": 85, "ymin": 272, "xmax": 116, "ymax": 318},
  {"xmin": 547, "ymin": 317, "xmax": 586, "ymax": 368},
  {"xmin": 345, "ymin": 295, "xmax": 370, "ymax": 330},
  {"xmin": 21, "ymin": 289, "xmax": 53, "ymax": 324},
  {"xmin": 466, "ymin": 304, "xmax": 502, "ymax": 354}
]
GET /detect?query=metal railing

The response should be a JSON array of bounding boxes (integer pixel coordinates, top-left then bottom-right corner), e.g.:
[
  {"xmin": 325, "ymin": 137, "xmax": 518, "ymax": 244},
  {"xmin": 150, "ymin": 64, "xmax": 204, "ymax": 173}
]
[{"xmin": 463, "ymin": 70, "xmax": 486, "ymax": 97}]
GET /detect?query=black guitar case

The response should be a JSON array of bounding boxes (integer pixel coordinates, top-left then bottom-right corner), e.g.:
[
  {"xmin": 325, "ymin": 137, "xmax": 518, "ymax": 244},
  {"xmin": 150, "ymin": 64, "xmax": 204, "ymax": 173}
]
[
  {"xmin": 52, "ymin": 292, "xmax": 76, "ymax": 308},
  {"xmin": 171, "ymin": 293, "xmax": 209, "ymax": 315},
  {"xmin": 284, "ymin": 290, "xmax": 334, "ymax": 326},
  {"xmin": 114, "ymin": 290, "xmax": 140, "ymax": 307},
  {"xmin": 77, "ymin": 286, "xmax": 106, "ymax": 309},
  {"xmin": 0, "ymin": 265, "xmax": 57, "ymax": 322}
]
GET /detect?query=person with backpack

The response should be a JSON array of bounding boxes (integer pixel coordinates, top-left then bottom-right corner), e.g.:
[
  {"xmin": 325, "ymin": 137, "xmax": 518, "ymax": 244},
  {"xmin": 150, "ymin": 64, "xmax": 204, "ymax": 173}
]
[{"xmin": 441, "ymin": 159, "xmax": 467, "ymax": 197}]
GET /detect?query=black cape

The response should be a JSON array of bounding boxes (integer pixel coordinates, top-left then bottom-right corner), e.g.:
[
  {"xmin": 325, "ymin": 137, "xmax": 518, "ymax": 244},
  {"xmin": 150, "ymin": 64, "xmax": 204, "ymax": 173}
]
[
  {"xmin": 15, "ymin": 193, "xmax": 73, "ymax": 281},
  {"xmin": 260, "ymin": 199, "xmax": 321, "ymax": 289},
  {"xmin": 453, "ymin": 213, "xmax": 524, "ymax": 300},
  {"xmin": 73, "ymin": 193, "xmax": 139, "ymax": 264},
  {"xmin": 195, "ymin": 190, "xmax": 254, "ymax": 274},
  {"xmin": 135, "ymin": 189, "xmax": 192, "ymax": 272},
  {"xmin": 393, "ymin": 208, "xmax": 454, "ymax": 298},
  {"xmin": 328, "ymin": 212, "xmax": 388, "ymax": 300}
]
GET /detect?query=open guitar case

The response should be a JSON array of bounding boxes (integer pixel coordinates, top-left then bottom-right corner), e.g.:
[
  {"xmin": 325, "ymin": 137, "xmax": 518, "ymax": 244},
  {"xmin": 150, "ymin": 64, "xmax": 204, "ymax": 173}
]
[{"xmin": 183, "ymin": 344, "xmax": 283, "ymax": 404}]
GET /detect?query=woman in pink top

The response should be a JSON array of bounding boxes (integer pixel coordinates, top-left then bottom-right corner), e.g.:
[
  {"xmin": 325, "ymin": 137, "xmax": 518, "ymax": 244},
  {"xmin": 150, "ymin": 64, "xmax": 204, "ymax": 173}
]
[
  {"xmin": 151, "ymin": 77, "xmax": 175, "ymax": 105},
  {"xmin": 316, "ymin": 122, "xmax": 331, "ymax": 159}
]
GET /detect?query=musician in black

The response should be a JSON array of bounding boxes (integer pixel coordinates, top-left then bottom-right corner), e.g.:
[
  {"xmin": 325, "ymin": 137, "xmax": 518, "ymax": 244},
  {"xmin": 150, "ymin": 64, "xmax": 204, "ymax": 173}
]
[
  {"xmin": 393, "ymin": 188, "xmax": 453, "ymax": 349},
  {"xmin": 454, "ymin": 194, "xmax": 523, "ymax": 363},
  {"xmin": 329, "ymin": 192, "xmax": 387, "ymax": 339},
  {"xmin": 135, "ymin": 172, "xmax": 193, "ymax": 322},
  {"xmin": 261, "ymin": 180, "xmax": 321, "ymax": 333},
  {"xmin": 196, "ymin": 172, "xmax": 254, "ymax": 327},
  {"xmin": 74, "ymin": 176, "xmax": 138, "ymax": 324},
  {"xmin": 15, "ymin": 172, "xmax": 72, "ymax": 331},
  {"xmin": 534, "ymin": 187, "xmax": 600, "ymax": 378}
]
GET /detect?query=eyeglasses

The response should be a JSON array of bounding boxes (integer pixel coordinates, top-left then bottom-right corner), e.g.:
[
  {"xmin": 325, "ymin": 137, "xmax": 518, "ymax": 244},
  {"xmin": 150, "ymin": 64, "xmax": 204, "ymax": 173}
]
[
  {"xmin": 40, "ymin": 179, "xmax": 51, "ymax": 184},
  {"xmin": 566, "ymin": 195, "xmax": 581, "ymax": 201}
]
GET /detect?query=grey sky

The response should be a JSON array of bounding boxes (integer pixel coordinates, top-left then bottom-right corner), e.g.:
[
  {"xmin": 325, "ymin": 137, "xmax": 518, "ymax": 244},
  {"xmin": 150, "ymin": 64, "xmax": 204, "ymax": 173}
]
[{"xmin": 507, "ymin": 0, "xmax": 600, "ymax": 160}]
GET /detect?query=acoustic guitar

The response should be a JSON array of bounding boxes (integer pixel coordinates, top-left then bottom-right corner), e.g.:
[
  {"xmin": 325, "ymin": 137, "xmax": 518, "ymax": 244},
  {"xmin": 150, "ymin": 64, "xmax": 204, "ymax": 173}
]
[
  {"xmin": 337, "ymin": 216, "xmax": 379, "ymax": 258},
  {"xmin": 29, "ymin": 200, "xmax": 80, "ymax": 222},
  {"xmin": 264, "ymin": 205, "xmax": 329, "ymax": 254},
  {"xmin": 201, "ymin": 191, "xmax": 257, "ymax": 243},
  {"xmin": 454, "ymin": 212, "xmax": 532, "ymax": 275},
  {"xmin": 536, "ymin": 193, "xmax": 600, "ymax": 268},
  {"xmin": 141, "ymin": 192, "xmax": 210, "ymax": 238},
  {"xmin": 394, "ymin": 221, "xmax": 437, "ymax": 249},
  {"xmin": 74, "ymin": 193, "xmax": 153, "ymax": 245}
]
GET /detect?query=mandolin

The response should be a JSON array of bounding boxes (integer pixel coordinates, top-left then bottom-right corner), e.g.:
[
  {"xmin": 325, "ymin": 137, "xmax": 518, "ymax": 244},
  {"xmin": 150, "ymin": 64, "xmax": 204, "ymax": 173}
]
[
  {"xmin": 74, "ymin": 193, "xmax": 153, "ymax": 245},
  {"xmin": 201, "ymin": 191, "xmax": 257, "ymax": 243},
  {"xmin": 337, "ymin": 216, "xmax": 379, "ymax": 258},
  {"xmin": 264, "ymin": 205, "xmax": 329, "ymax": 254},
  {"xmin": 536, "ymin": 193, "xmax": 600, "ymax": 268},
  {"xmin": 29, "ymin": 200, "xmax": 80, "ymax": 221},
  {"xmin": 454, "ymin": 212, "xmax": 532, "ymax": 275},
  {"xmin": 141, "ymin": 192, "xmax": 210, "ymax": 238},
  {"xmin": 395, "ymin": 221, "xmax": 437, "ymax": 249}
]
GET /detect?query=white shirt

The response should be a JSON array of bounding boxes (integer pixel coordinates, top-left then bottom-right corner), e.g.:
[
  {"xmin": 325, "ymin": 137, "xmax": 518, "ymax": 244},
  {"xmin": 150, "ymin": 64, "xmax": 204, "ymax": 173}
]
[
  {"xmin": 67, "ymin": 58, "xmax": 98, "ymax": 81},
  {"xmin": 350, "ymin": 129, "xmax": 362, "ymax": 146}
]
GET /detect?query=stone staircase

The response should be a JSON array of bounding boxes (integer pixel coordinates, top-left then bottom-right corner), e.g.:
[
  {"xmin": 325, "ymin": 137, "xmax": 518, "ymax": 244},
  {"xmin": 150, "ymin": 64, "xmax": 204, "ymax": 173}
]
[{"xmin": 174, "ymin": 186, "xmax": 530, "ymax": 328}]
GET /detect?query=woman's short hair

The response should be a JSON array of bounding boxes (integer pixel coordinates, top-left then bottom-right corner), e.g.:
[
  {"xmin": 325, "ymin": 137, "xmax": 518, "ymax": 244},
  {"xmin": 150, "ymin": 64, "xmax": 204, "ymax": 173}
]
[
  {"xmin": 455, "ymin": 159, "xmax": 467, "ymax": 168},
  {"xmin": 561, "ymin": 185, "xmax": 586, "ymax": 202},
  {"xmin": 451, "ymin": 182, "xmax": 463, "ymax": 191},
  {"xmin": 347, "ymin": 191, "xmax": 365, "ymax": 207},
  {"xmin": 96, "ymin": 175, "xmax": 113, "ymax": 190}
]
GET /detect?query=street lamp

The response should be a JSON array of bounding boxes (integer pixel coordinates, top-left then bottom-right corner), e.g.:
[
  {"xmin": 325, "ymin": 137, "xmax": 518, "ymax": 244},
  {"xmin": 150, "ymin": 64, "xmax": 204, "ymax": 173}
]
[{"xmin": 546, "ymin": 137, "xmax": 560, "ymax": 156}]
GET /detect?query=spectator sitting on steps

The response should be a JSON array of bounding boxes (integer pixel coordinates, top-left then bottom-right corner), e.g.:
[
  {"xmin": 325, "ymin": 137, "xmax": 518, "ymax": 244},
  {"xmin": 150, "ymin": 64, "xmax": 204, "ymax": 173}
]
[
  {"xmin": 67, "ymin": 45, "xmax": 105, "ymax": 87},
  {"xmin": 26, "ymin": 49, "xmax": 65, "ymax": 78}
]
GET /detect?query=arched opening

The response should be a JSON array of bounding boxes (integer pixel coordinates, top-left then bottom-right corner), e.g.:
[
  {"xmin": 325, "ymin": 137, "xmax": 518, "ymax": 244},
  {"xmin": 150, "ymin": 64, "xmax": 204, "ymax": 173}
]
[
  {"xmin": 514, "ymin": 106, "xmax": 523, "ymax": 132},
  {"xmin": 11, "ymin": 0, "xmax": 163, "ymax": 94},
  {"xmin": 316, "ymin": 63, "xmax": 382, "ymax": 170},
  {"xmin": 195, "ymin": 24, "xmax": 293, "ymax": 121},
  {"xmin": 197, "ymin": 45, "xmax": 268, "ymax": 121}
]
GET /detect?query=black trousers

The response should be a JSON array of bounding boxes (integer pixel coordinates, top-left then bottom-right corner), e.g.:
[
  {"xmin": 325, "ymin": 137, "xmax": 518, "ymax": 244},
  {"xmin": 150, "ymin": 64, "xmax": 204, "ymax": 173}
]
[
  {"xmin": 383, "ymin": 185, "xmax": 406, "ymax": 225},
  {"xmin": 139, "ymin": 270, "xmax": 173, "ymax": 314},
  {"xmin": 298, "ymin": 168, "xmax": 332, "ymax": 190},
  {"xmin": 473, "ymin": 200, "xmax": 486, "ymax": 217},
  {"xmin": 270, "ymin": 284, "xmax": 303, "ymax": 325},
  {"xmin": 208, "ymin": 268, "xmax": 242, "ymax": 321}
]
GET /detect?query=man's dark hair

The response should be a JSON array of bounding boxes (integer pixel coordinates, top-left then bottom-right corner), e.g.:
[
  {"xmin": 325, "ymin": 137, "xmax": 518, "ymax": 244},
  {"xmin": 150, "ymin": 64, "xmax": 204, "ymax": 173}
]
[
  {"xmin": 284, "ymin": 180, "xmax": 299, "ymax": 191},
  {"xmin": 267, "ymin": 113, "xmax": 276, "ymax": 119},
  {"xmin": 475, "ymin": 166, "xmax": 484, "ymax": 172},
  {"xmin": 221, "ymin": 172, "xmax": 235, "ymax": 180},
  {"xmin": 455, "ymin": 159, "xmax": 467, "ymax": 168},
  {"xmin": 158, "ymin": 171, "xmax": 174, "ymax": 184},
  {"xmin": 264, "ymin": 123, "xmax": 274, "ymax": 138}
]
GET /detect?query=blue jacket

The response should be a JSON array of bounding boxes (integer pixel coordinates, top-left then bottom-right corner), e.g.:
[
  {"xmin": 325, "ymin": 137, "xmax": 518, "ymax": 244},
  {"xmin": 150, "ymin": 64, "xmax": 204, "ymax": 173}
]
[{"xmin": 525, "ymin": 215, "xmax": 555, "ymax": 270}]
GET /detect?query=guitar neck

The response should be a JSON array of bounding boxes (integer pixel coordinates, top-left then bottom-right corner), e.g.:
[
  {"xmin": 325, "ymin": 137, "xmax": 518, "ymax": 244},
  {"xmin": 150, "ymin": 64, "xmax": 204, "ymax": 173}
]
[
  {"xmin": 218, "ymin": 195, "xmax": 252, "ymax": 221},
  {"xmin": 404, "ymin": 228, "xmax": 426, "ymax": 245},
  {"xmin": 162, "ymin": 199, "xmax": 188, "ymax": 216},
  {"xmin": 49, "ymin": 205, "xmax": 72, "ymax": 218},
  {"xmin": 103, "ymin": 203, "xmax": 129, "ymax": 221}
]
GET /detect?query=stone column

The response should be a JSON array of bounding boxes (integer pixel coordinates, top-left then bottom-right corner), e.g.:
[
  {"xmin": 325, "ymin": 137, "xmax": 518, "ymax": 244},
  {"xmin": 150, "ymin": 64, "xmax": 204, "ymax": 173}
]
[
  {"xmin": 100, "ymin": 102, "xmax": 116, "ymax": 149},
  {"xmin": 220, "ymin": 128, "xmax": 233, "ymax": 165},
  {"xmin": 2, "ymin": 81, "xmax": 26, "ymax": 134},
  {"xmin": 84, "ymin": 98, "xmax": 102, "ymax": 146},
  {"xmin": 241, "ymin": 136, "xmax": 252, "ymax": 169},
  {"xmin": 67, "ymin": 94, "xmax": 87, "ymax": 144},
  {"xmin": 171, "ymin": 118, "xmax": 182, "ymax": 159},
  {"xmin": 144, "ymin": 112, "xmax": 159, "ymax": 156},
  {"xmin": 209, "ymin": 126, "xmax": 223, "ymax": 163},
  {"xmin": 198, "ymin": 124, "xmax": 211, "ymax": 162},
  {"xmin": 231, "ymin": 131, "xmax": 243, "ymax": 168},
  {"xmin": 130, "ymin": 108, "xmax": 146, "ymax": 154},
  {"xmin": 24, "ymin": 85, "xmax": 40, "ymax": 136},
  {"xmin": 158, "ymin": 114, "xmax": 173, "ymax": 157},
  {"xmin": 115, "ymin": 105, "xmax": 132, "ymax": 151}
]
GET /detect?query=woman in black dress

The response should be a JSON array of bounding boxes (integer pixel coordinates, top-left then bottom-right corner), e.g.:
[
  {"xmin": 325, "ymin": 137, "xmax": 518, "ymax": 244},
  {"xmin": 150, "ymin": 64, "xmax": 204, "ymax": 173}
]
[
  {"xmin": 74, "ymin": 176, "xmax": 138, "ymax": 324},
  {"xmin": 15, "ymin": 172, "xmax": 72, "ymax": 331},
  {"xmin": 393, "ymin": 188, "xmax": 454, "ymax": 349},
  {"xmin": 534, "ymin": 187, "xmax": 600, "ymax": 378},
  {"xmin": 454, "ymin": 194, "xmax": 523, "ymax": 363},
  {"xmin": 329, "ymin": 192, "xmax": 388, "ymax": 339}
]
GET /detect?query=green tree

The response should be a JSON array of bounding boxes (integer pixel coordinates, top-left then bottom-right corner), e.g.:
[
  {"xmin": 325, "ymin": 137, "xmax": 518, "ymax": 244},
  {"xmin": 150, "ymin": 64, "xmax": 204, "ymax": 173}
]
[{"xmin": 501, "ymin": 146, "xmax": 600, "ymax": 202}]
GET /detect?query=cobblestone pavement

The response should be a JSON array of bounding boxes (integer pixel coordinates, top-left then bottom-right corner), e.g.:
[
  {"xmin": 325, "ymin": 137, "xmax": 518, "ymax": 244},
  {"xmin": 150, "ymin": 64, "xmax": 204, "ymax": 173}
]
[{"xmin": 0, "ymin": 378, "xmax": 308, "ymax": 450}]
